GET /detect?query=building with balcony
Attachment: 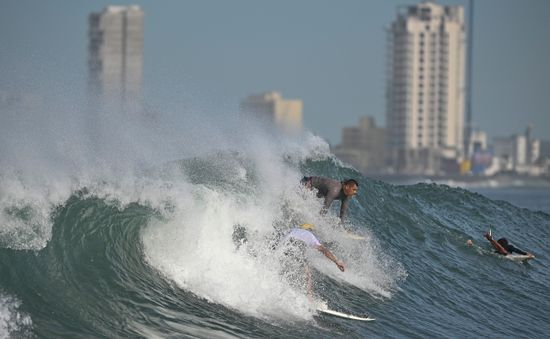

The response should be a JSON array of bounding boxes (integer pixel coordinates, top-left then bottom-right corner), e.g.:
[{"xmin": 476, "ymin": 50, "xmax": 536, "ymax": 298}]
[{"xmin": 386, "ymin": 1, "xmax": 466, "ymax": 174}]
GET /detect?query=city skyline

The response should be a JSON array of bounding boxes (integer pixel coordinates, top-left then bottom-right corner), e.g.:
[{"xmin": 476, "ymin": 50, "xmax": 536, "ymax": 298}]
[{"xmin": 1, "ymin": 0, "xmax": 549, "ymax": 144}]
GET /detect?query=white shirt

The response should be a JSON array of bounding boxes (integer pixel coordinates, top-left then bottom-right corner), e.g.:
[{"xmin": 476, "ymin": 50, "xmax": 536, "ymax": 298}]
[{"xmin": 283, "ymin": 228, "xmax": 321, "ymax": 248}]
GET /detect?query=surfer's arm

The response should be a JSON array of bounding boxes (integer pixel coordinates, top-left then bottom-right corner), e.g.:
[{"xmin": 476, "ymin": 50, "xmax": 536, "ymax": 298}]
[
  {"xmin": 508, "ymin": 245, "xmax": 532, "ymax": 256},
  {"xmin": 484, "ymin": 233, "xmax": 508, "ymax": 255},
  {"xmin": 313, "ymin": 178, "xmax": 339, "ymax": 215},
  {"xmin": 509, "ymin": 246, "xmax": 526, "ymax": 255},
  {"xmin": 339, "ymin": 198, "xmax": 349, "ymax": 221},
  {"xmin": 317, "ymin": 245, "xmax": 345, "ymax": 272},
  {"xmin": 320, "ymin": 195, "xmax": 336, "ymax": 215}
]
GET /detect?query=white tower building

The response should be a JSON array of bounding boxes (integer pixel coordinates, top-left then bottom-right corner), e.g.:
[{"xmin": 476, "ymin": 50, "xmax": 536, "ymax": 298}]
[
  {"xmin": 386, "ymin": 1, "xmax": 466, "ymax": 174},
  {"xmin": 88, "ymin": 6, "xmax": 144, "ymax": 111}
]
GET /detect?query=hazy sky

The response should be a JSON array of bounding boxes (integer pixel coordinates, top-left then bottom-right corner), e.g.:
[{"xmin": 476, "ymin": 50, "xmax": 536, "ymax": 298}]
[{"xmin": 1, "ymin": 0, "xmax": 549, "ymax": 144}]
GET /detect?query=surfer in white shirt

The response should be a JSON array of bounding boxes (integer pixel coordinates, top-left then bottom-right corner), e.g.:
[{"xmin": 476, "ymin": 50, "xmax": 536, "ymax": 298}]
[{"xmin": 280, "ymin": 223, "xmax": 345, "ymax": 300}]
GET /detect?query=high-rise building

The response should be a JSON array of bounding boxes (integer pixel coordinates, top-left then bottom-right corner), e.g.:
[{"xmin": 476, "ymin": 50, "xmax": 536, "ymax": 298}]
[
  {"xmin": 240, "ymin": 91, "xmax": 302, "ymax": 133},
  {"xmin": 386, "ymin": 1, "xmax": 466, "ymax": 174},
  {"xmin": 88, "ymin": 5, "xmax": 144, "ymax": 111}
]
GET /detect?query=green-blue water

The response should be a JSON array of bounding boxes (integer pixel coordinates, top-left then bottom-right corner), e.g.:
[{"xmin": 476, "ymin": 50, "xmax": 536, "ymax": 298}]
[{"xmin": 1, "ymin": 153, "xmax": 549, "ymax": 338}]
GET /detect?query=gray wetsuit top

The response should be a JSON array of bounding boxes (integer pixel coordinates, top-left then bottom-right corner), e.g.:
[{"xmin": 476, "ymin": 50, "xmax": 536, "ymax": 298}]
[{"xmin": 309, "ymin": 176, "xmax": 351, "ymax": 221}]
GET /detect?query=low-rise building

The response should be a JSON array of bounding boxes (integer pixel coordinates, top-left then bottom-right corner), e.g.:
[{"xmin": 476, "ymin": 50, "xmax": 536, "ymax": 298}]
[
  {"xmin": 492, "ymin": 126, "xmax": 543, "ymax": 175},
  {"xmin": 240, "ymin": 91, "xmax": 302, "ymax": 133},
  {"xmin": 332, "ymin": 117, "xmax": 387, "ymax": 174}
]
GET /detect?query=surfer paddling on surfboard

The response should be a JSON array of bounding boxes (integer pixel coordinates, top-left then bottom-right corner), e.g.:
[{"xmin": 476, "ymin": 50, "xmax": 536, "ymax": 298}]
[
  {"xmin": 280, "ymin": 223, "xmax": 344, "ymax": 300},
  {"xmin": 484, "ymin": 231, "xmax": 534, "ymax": 260}
]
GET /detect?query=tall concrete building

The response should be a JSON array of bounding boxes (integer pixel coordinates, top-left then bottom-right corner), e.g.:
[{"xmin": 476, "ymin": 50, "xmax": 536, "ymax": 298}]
[
  {"xmin": 386, "ymin": 1, "xmax": 466, "ymax": 174},
  {"xmin": 240, "ymin": 91, "xmax": 302, "ymax": 133},
  {"xmin": 88, "ymin": 5, "xmax": 144, "ymax": 111},
  {"xmin": 332, "ymin": 117, "xmax": 387, "ymax": 174}
]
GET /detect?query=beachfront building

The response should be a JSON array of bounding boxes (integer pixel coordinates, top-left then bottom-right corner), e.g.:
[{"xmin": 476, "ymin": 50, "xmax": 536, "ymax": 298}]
[
  {"xmin": 240, "ymin": 91, "xmax": 302, "ymax": 133},
  {"xmin": 386, "ymin": 1, "xmax": 466, "ymax": 175},
  {"xmin": 492, "ymin": 127, "xmax": 542, "ymax": 175},
  {"xmin": 540, "ymin": 140, "xmax": 550, "ymax": 161},
  {"xmin": 493, "ymin": 135, "xmax": 525, "ymax": 172},
  {"xmin": 332, "ymin": 117, "xmax": 387, "ymax": 174},
  {"xmin": 466, "ymin": 129, "xmax": 494, "ymax": 175},
  {"xmin": 539, "ymin": 140, "xmax": 550, "ymax": 176},
  {"xmin": 469, "ymin": 130, "xmax": 487, "ymax": 155},
  {"xmin": 88, "ymin": 5, "xmax": 144, "ymax": 111}
]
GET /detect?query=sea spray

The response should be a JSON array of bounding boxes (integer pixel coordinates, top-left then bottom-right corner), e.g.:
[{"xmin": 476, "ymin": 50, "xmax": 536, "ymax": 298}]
[
  {"xmin": 1, "ymin": 91, "xmax": 414, "ymax": 337},
  {"xmin": 0, "ymin": 291, "xmax": 32, "ymax": 339},
  {"xmin": 3, "ymin": 149, "xmax": 549, "ymax": 337},
  {"xmin": 141, "ymin": 150, "xmax": 403, "ymax": 321}
]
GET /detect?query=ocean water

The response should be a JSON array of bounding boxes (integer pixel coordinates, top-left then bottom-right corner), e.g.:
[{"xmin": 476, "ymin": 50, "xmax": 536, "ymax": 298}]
[
  {"xmin": 472, "ymin": 187, "xmax": 550, "ymax": 214},
  {"xmin": 1, "ymin": 107, "xmax": 550, "ymax": 338}
]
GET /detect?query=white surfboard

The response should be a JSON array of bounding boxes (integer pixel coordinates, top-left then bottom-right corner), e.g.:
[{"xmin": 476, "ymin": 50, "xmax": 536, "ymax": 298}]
[
  {"xmin": 344, "ymin": 234, "xmax": 365, "ymax": 240},
  {"xmin": 505, "ymin": 254, "xmax": 534, "ymax": 262},
  {"xmin": 316, "ymin": 306, "xmax": 375, "ymax": 321},
  {"xmin": 343, "ymin": 231, "xmax": 366, "ymax": 240}
]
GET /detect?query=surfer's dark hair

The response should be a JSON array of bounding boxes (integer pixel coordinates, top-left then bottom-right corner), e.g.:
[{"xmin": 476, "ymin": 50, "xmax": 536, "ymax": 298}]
[
  {"xmin": 497, "ymin": 238, "xmax": 509, "ymax": 247},
  {"xmin": 343, "ymin": 179, "xmax": 359, "ymax": 187}
]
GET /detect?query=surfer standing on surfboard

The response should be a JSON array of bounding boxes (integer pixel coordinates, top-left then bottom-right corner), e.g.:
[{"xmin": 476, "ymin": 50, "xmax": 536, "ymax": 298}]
[
  {"xmin": 280, "ymin": 223, "xmax": 345, "ymax": 300},
  {"xmin": 484, "ymin": 232, "xmax": 534, "ymax": 258},
  {"xmin": 300, "ymin": 176, "xmax": 359, "ymax": 223}
]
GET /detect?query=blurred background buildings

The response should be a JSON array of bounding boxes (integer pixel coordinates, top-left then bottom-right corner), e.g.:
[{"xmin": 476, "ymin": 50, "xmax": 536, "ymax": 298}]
[
  {"xmin": 332, "ymin": 117, "xmax": 386, "ymax": 174},
  {"xmin": 88, "ymin": 5, "xmax": 144, "ymax": 112},
  {"xmin": 240, "ymin": 91, "xmax": 303, "ymax": 134},
  {"xmin": 329, "ymin": 1, "xmax": 549, "ymax": 179},
  {"xmin": 81, "ymin": 2, "xmax": 548, "ymax": 180}
]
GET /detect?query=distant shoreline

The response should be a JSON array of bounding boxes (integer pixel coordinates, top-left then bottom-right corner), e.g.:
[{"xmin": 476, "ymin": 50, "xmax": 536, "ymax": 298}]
[{"xmin": 372, "ymin": 173, "xmax": 550, "ymax": 188}]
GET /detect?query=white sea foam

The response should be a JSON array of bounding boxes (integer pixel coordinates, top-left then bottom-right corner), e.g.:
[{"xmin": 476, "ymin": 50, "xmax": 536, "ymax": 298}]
[
  {"xmin": 0, "ymin": 87, "xmax": 333, "ymax": 251},
  {"xmin": 1, "ymin": 90, "xmax": 401, "ymax": 321},
  {"xmin": 0, "ymin": 292, "xmax": 32, "ymax": 339},
  {"xmin": 141, "ymin": 144, "xmax": 316, "ymax": 321},
  {"xmin": 141, "ymin": 134, "xmax": 402, "ymax": 320},
  {"xmin": 0, "ymin": 170, "xmax": 74, "ymax": 250}
]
